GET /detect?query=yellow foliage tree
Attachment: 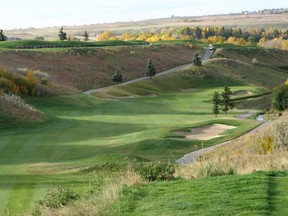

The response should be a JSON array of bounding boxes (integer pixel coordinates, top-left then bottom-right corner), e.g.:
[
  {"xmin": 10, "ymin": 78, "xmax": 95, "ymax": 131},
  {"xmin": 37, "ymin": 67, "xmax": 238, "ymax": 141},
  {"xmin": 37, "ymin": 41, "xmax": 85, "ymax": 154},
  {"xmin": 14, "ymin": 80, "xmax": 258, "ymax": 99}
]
[
  {"xmin": 97, "ymin": 31, "xmax": 117, "ymax": 41},
  {"xmin": 120, "ymin": 32, "xmax": 135, "ymax": 41},
  {"xmin": 25, "ymin": 70, "xmax": 37, "ymax": 96}
]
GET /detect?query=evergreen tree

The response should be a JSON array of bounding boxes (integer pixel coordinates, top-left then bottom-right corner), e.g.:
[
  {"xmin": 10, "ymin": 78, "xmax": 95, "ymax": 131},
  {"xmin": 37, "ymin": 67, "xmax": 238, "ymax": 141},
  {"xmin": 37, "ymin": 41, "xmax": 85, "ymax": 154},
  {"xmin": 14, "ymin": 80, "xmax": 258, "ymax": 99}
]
[
  {"xmin": 272, "ymin": 81, "xmax": 288, "ymax": 111},
  {"xmin": 221, "ymin": 86, "xmax": 233, "ymax": 116},
  {"xmin": 84, "ymin": 31, "xmax": 89, "ymax": 41},
  {"xmin": 112, "ymin": 70, "xmax": 123, "ymax": 83},
  {"xmin": 0, "ymin": 30, "xmax": 7, "ymax": 41},
  {"xmin": 145, "ymin": 58, "xmax": 156, "ymax": 79},
  {"xmin": 58, "ymin": 27, "xmax": 67, "ymax": 41},
  {"xmin": 193, "ymin": 53, "xmax": 202, "ymax": 66},
  {"xmin": 212, "ymin": 91, "xmax": 221, "ymax": 117}
]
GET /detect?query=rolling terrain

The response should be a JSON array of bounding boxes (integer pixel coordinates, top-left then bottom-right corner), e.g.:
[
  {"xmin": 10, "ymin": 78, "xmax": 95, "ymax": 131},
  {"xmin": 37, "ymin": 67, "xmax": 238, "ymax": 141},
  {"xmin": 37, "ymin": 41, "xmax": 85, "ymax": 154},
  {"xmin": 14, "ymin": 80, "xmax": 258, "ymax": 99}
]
[{"xmin": 0, "ymin": 40, "xmax": 288, "ymax": 215}]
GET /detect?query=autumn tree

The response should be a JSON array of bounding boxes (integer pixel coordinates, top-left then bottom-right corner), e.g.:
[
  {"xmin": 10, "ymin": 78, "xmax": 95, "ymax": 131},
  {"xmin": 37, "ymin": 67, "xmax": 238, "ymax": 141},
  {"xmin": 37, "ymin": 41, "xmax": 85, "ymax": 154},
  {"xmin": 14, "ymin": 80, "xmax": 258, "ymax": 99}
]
[
  {"xmin": 84, "ymin": 31, "xmax": 89, "ymax": 41},
  {"xmin": 221, "ymin": 86, "xmax": 233, "ymax": 116},
  {"xmin": 212, "ymin": 91, "xmax": 221, "ymax": 117},
  {"xmin": 58, "ymin": 27, "xmax": 67, "ymax": 41},
  {"xmin": 112, "ymin": 70, "xmax": 123, "ymax": 83},
  {"xmin": 25, "ymin": 70, "xmax": 37, "ymax": 96},
  {"xmin": 145, "ymin": 59, "xmax": 156, "ymax": 79},
  {"xmin": 193, "ymin": 53, "xmax": 202, "ymax": 66},
  {"xmin": 97, "ymin": 31, "xmax": 117, "ymax": 41},
  {"xmin": 0, "ymin": 30, "xmax": 7, "ymax": 41}
]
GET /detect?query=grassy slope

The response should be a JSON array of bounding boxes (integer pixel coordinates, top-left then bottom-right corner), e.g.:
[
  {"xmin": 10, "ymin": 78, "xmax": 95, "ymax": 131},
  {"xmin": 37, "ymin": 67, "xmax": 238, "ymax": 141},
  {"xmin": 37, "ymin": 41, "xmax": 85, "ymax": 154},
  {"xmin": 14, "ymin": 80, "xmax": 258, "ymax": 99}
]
[
  {"xmin": 0, "ymin": 45, "xmax": 287, "ymax": 214},
  {"xmin": 0, "ymin": 43, "xmax": 201, "ymax": 93},
  {"xmin": 111, "ymin": 171, "xmax": 288, "ymax": 216},
  {"xmin": 0, "ymin": 83, "xmax": 260, "ymax": 214}
]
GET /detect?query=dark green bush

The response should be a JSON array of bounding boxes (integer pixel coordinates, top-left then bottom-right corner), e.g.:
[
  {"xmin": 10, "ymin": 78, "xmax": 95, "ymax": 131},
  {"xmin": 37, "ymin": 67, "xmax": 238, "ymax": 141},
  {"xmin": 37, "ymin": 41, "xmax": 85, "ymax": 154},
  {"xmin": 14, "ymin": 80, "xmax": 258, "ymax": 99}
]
[
  {"xmin": 40, "ymin": 185, "xmax": 79, "ymax": 208},
  {"xmin": 133, "ymin": 161, "xmax": 175, "ymax": 181}
]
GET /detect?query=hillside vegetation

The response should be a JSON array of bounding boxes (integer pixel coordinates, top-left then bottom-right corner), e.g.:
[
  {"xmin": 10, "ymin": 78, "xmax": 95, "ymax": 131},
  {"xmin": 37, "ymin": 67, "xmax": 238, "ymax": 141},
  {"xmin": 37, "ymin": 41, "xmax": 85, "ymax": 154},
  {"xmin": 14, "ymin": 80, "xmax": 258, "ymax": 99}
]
[
  {"xmin": 1, "ymin": 41, "xmax": 288, "ymax": 215},
  {"xmin": 0, "ymin": 43, "xmax": 201, "ymax": 94}
]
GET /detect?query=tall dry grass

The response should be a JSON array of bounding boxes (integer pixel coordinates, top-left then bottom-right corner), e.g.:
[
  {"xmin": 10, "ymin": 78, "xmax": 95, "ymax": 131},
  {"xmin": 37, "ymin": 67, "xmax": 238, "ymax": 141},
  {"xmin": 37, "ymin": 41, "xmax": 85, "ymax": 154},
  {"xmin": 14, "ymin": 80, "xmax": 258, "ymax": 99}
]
[
  {"xmin": 37, "ymin": 170, "xmax": 143, "ymax": 216},
  {"xmin": 176, "ymin": 113, "xmax": 288, "ymax": 178}
]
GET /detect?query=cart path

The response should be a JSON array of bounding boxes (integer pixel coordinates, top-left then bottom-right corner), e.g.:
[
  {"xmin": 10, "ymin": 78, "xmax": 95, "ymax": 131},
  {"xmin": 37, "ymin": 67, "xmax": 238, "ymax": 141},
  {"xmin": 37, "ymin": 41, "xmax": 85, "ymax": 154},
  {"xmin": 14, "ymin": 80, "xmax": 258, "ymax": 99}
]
[
  {"xmin": 176, "ymin": 111, "xmax": 270, "ymax": 165},
  {"xmin": 84, "ymin": 48, "xmax": 213, "ymax": 95}
]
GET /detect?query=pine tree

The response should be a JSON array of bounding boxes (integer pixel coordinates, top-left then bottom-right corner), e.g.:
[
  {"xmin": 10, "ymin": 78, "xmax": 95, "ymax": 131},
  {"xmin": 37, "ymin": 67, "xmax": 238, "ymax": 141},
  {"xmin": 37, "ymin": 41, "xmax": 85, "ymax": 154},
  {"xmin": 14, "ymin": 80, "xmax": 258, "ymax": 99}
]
[
  {"xmin": 58, "ymin": 27, "xmax": 67, "ymax": 41},
  {"xmin": 212, "ymin": 91, "xmax": 221, "ymax": 117},
  {"xmin": 193, "ymin": 53, "xmax": 202, "ymax": 66},
  {"xmin": 84, "ymin": 31, "xmax": 89, "ymax": 41},
  {"xmin": 112, "ymin": 70, "xmax": 123, "ymax": 83},
  {"xmin": 0, "ymin": 30, "xmax": 7, "ymax": 41},
  {"xmin": 221, "ymin": 86, "xmax": 233, "ymax": 116},
  {"xmin": 145, "ymin": 59, "xmax": 156, "ymax": 79}
]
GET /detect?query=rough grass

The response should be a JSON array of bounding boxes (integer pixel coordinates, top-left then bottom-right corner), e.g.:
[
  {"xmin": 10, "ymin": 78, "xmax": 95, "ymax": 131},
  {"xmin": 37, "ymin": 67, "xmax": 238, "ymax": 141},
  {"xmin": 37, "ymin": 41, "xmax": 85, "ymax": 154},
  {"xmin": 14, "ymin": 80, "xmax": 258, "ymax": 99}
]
[
  {"xmin": 0, "ymin": 44, "xmax": 201, "ymax": 93},
  {"xmin": 0, "ymin": 94, "xmax": 45, "ymax": 127},
  {"xmin": 176, "ymin": 113, "xmax": 288, "ymax": 179}
]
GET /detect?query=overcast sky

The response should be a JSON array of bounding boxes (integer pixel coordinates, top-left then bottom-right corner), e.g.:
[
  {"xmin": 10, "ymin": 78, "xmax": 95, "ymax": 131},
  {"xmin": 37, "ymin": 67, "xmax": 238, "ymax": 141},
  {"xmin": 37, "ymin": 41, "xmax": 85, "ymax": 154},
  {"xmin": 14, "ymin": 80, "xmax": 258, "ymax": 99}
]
[{"xmin": 2, "ymin": 0, "xmax": 288, "ymax": 29}]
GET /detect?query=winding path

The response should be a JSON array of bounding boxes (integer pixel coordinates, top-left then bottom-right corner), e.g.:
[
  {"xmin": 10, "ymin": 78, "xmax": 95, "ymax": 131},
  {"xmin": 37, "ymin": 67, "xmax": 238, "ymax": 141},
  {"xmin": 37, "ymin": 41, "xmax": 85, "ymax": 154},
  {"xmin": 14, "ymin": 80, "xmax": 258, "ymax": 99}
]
[
  {"xmin": 84, "ymin": 48, "xmax": 213, "ymax": 95},
  {"xmin": 175, "ymin": 112, "xmax": 271, "ymax": 165}
]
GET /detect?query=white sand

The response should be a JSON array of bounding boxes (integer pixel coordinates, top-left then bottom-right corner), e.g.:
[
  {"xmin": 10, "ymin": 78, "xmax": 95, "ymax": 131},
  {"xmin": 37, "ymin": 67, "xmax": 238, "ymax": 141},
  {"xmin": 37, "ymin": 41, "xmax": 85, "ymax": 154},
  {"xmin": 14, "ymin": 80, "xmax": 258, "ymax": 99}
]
[{"xmin": 175, "ymin": 124, "xmax": 236, "ymax": 140}]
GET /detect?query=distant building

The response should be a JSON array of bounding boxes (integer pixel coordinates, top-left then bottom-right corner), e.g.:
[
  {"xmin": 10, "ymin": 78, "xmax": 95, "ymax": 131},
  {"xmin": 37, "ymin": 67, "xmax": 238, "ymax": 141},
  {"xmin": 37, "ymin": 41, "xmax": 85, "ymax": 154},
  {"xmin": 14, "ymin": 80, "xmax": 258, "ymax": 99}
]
[{"xmin": 8, "ymin": 37, "xmax": 21, "ymax": 41}]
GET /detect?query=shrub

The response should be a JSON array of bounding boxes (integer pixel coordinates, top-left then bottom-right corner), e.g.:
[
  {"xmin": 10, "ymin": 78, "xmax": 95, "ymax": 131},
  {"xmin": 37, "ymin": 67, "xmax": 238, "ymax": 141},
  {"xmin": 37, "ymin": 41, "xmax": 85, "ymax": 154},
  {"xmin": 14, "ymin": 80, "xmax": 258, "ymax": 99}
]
[
  {"xmin": 133, "ymin": 161, "xmax": 175, "ymax": 181},
  {"xmin": 273, "ymin": 116, "xmax": 288, "ymax": 150},
  {"xmin": 40, "ymin": 185, "xmax": 79, "ymax": 209},
  {"xmin": 256, "ymin": 133, "xmax": 274, "ymax": 154},
  {"xmin": 0, "ymin": 78, "xmax": 13, "ymax": 93},
  {"xmin": 197, "ymin": 161, "xmax": 237, "ymax": 178},
  {"xmin": 272, "ymin": 83, "xmax": 288, "ymax": 111}
]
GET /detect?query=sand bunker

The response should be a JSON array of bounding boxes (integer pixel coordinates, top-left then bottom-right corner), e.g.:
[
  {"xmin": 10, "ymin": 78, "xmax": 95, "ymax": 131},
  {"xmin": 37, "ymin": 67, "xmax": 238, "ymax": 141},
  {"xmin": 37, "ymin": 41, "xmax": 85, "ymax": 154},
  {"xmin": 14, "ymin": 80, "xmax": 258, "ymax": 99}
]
[
  {"xmin": 174, "ymin": 124, "xmax": 236, "ymax": 140},
  {"xmin": 231, "ymin": 90, "xmax": 252, "ymax": 97},
  {"xmin": 181, "ymin": 88, "xmax": 198, "ymax": 92}
]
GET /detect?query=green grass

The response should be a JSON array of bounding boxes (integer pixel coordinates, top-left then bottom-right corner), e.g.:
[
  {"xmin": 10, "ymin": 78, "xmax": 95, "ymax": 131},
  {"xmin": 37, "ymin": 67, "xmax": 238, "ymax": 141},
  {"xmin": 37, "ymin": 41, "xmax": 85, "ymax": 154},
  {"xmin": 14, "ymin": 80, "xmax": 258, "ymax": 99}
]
[
  {"xmin": 0, "ymin": 45, "xmax": 286, "ymax": 214},
  {"xmin": 109, "ymin": 171, "xmax": 288, "ymax": 216},
  {"xmin": 0, "ymin": 39, "xmax": 146, "ymax": 50},
  {"xmin": 0, "ymin": 81, "xmax": 260, "ymax": 214}
]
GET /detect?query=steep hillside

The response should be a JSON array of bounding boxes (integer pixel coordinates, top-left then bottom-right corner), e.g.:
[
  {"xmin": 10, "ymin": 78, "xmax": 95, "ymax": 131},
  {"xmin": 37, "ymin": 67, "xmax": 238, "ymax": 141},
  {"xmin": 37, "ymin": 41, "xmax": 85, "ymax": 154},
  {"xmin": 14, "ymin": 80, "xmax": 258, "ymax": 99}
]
[
  {"xmin": 213, "ymin": 47, "xmax": 288, "ymax": 66},
  {"xmin": 0, "ymin": 44, "xmax": 201, "ymax": 94}
]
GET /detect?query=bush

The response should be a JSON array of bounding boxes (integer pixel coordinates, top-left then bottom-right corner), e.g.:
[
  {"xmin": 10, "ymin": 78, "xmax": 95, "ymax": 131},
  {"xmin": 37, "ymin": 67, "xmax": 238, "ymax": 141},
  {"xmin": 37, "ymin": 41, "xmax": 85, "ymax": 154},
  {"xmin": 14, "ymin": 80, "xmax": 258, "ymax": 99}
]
[
  {"xmin": 0, "ymin": 78, "xmax": 13, "ymax": 93},
  {"xmin": 272, "ymin": 83, "xmax": 288, "ymax": 111},
  {"xmin": 133, "ymin": 161, "xmax": 175, "ymax": 181},
  {"xmin": 256, "ymin": 133, "xmax": 274, "ymax": 154},
  {"xmin": 273, "ymin": 116, "xmax": 288, "ymax": 150},
  {"xmin": 40, "ymin": 185, "xmax": 79, "ymax": 208},
  {"xmin": 197, "ymin": 161, "xmax": 237, "ymax": 178}
]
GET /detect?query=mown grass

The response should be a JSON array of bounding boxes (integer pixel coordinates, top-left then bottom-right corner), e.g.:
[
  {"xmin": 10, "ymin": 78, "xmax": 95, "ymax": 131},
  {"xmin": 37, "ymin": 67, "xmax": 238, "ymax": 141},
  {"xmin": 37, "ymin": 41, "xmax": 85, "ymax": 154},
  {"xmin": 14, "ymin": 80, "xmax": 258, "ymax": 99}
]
[
  {"xmin": 109, "ymin": 171, "xmax": 288, "ymax": 216},
  {"xmin": 0, "ymin": 40, "xmax": 146, "ymax": 49},
  {"xmin": 0, "ymin": 45, "xmax": 287, "ymax": 214},
  {"xmin": 0, "ymin": 81, "xmax": 260, "ymax": 214}
]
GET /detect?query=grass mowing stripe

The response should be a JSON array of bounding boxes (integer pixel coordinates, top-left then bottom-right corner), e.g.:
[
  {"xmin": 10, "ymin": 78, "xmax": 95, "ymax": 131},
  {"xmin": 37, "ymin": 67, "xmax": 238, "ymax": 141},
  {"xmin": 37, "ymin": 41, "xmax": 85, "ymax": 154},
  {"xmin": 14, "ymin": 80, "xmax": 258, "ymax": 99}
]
[
  {"xmin": 6, "ymin": 183, "xmax": 35, "ymax": 215},
  {"xmin": 268, "ymin": 176, "xmax": 288, "ymax": 215},
  {"xmin": 0, "ymin": 176, "xmax": 16, "ymax": 215},
  {"xmin": 113, "ymin": 173, "xmax": 270, "ymax": 215}
]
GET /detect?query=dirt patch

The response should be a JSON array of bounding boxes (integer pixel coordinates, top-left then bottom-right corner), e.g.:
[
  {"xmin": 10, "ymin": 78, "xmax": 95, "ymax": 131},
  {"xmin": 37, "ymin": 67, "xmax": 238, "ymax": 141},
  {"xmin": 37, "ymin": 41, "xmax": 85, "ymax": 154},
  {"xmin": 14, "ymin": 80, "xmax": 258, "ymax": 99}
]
[{"xmin": 174, "ymin": 124, "xmax": 236, "ymax": 140}]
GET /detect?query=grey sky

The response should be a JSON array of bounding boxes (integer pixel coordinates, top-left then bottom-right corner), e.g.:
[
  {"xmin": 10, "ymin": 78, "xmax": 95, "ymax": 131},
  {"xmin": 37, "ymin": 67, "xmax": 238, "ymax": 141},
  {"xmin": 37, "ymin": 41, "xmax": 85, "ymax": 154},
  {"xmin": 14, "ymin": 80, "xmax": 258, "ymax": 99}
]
[{"xmin": 2, "ymin": 0, "xmax": 288, "ymax": 29}]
